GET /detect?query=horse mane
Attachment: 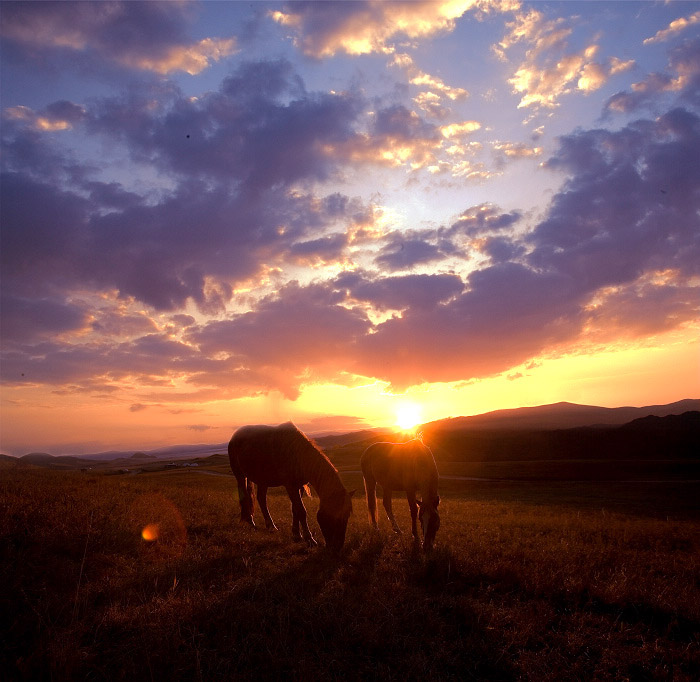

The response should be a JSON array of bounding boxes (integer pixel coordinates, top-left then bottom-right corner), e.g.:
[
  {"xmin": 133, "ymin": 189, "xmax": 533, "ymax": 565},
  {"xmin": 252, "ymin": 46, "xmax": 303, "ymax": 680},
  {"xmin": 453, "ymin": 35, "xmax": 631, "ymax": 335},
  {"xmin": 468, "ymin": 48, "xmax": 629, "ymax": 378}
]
[{"xmin": 280, "ymin": 422, "xmax": 346, "ymax": 508}]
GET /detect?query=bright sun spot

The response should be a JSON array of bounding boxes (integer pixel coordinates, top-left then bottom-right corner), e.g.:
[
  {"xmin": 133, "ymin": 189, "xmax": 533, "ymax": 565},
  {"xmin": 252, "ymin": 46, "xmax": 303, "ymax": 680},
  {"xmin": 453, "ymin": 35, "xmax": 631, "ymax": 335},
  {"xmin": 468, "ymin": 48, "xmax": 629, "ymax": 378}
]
[{"xmin": 395, "ymin": 402, "xmax": 423, "ymax": 431}]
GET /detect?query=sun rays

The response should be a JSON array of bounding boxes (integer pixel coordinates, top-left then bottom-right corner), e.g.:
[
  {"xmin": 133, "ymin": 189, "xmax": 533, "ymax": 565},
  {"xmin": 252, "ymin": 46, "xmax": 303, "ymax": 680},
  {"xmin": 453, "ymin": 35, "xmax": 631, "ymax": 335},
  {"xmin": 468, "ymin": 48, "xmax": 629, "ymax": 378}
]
[{"xmin": 394, "ymin": 401, "xmax": 423, "ymax": 431}]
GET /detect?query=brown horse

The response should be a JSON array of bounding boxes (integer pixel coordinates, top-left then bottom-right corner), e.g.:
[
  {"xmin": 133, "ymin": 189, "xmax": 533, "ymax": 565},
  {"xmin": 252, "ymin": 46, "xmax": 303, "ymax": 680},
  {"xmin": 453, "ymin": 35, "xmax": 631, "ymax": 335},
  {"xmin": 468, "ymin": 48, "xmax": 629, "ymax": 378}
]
[
  {"xmin": 228, "ymin": 422, "xmax": 354, "ymax": 552},
  {"xmin": 361, "ymin": 438, "xmax": 440, "ymax": 551}
]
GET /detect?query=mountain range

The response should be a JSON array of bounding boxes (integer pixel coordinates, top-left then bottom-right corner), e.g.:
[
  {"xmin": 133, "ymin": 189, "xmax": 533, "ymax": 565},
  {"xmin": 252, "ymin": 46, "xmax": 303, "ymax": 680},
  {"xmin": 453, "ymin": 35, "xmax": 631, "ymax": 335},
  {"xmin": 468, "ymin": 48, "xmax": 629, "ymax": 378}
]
[
  {"xmin": 2, "ymin": 399, "xmax": 697, "ymax": 468},
  {"xmin": 421, "ymin": 399, "xmax": 699, "ymax": 432}
]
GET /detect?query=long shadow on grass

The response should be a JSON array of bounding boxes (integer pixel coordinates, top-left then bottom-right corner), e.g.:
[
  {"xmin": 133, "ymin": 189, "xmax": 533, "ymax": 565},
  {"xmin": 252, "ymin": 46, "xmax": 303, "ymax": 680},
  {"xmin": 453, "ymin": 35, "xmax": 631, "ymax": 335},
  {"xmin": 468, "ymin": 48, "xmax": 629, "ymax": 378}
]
[{"xmin": 197, "ymin": 530, "xmax": 519, "ymax": 680}]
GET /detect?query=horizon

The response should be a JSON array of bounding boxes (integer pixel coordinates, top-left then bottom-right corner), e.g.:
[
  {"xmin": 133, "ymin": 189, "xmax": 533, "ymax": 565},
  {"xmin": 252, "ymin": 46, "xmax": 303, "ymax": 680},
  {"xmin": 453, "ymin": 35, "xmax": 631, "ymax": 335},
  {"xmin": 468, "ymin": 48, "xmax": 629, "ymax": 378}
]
[
  {"xmin": 1, "ymin": 2, "xmax": 699, "ymax": 457},
  {"xmin": 4, "ymin": 397, "xmax": 697, "ymax": 459}
]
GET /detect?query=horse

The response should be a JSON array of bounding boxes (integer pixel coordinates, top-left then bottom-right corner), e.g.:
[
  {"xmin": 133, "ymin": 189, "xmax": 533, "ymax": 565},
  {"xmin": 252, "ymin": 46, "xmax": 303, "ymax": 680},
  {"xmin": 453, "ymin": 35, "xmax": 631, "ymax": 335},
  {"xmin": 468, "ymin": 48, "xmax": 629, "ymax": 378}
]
[
  {"xmin": 228, "ymin": 422, "xmax": 354, "ymax": 552},
  {"xmin": 361, "ymin": 438, "xmax": 441, "ymax": 551}
]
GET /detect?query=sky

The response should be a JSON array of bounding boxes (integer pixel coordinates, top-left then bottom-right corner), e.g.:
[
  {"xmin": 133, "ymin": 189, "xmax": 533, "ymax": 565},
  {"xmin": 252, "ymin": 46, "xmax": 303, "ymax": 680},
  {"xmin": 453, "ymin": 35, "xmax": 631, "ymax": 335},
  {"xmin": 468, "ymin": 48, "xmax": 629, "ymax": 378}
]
[{"xmin": 1, "ymin": 0, "xmax": 699, "ymax": 456}]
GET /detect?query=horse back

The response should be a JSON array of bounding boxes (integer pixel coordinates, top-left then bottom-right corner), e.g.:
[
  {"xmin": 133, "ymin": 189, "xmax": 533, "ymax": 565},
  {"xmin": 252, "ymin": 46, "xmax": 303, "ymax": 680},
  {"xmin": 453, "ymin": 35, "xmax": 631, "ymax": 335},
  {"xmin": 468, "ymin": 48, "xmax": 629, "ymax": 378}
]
[
  {"xmin": 362, "ymin": 440, "xmax": 436, "ymax": 492},
  {"xmin": 228, "ymin": 423, "xmax": 305, "ymax": 487}
]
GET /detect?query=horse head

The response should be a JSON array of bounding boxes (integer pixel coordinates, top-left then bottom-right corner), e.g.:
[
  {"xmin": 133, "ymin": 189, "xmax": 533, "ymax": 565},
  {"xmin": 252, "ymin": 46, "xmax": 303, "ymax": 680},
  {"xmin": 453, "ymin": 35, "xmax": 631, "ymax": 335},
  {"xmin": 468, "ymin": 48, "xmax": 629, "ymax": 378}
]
[
  {"xmin": 317, "ymin": 489, "xmax": 355, "ymax": 553},
  {"xmin": 417, "ymin": 494, "xmax": 441, "ymax": 551}
]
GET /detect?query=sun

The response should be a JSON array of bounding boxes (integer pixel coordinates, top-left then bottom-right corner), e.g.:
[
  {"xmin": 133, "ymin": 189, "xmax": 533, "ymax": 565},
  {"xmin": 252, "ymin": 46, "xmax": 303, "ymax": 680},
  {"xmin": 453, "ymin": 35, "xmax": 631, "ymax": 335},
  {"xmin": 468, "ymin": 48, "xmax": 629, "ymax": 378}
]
[{"xmin": 395, "ymin": 402, "xmax": 423, "ymax": 431}]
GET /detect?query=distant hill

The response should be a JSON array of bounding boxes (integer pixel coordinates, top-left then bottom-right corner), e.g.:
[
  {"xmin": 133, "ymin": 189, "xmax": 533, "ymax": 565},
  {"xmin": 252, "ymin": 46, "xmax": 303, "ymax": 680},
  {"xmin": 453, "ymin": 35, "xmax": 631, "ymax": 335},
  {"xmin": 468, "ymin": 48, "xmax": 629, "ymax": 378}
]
[
  {"xmin": 18, "ymin": 453, "xmax": 100, "ymax": 469},
  {"xmin": 620, "ymin": 411, "xmax": 700, "ymax": 431},
  {"xmin": 423, "ymin": 411, "xmax": 700, "ymax": 463},
  {"xmin": 5, "ymin": 400, "xmax": 697, "ymax": 467},
  {"xmin": 130, "ymin": 452, "xmax": 157, "ymax": 460},
  {"xmin": 423, "ymin": 399, "xmax": 700, "ymax": 432},
  {"xmin": 315, "ymin": 429, "xmax": 391, "ymax": 449}
]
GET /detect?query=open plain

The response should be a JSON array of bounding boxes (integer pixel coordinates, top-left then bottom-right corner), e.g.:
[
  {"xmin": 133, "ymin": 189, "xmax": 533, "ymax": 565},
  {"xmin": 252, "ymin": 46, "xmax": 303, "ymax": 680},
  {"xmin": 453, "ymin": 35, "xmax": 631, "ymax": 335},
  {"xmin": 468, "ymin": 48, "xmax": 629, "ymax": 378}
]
[{"xmin": 2, "ymin": 438, "xmax": 699, "ymax": 681}]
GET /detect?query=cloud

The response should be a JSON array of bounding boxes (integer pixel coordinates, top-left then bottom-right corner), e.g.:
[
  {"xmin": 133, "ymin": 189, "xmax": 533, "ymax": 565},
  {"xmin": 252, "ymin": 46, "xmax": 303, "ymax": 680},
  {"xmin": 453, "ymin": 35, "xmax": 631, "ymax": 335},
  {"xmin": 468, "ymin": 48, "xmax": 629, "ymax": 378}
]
[
  {"xmin": 286, "ymin": 107, "xmax": 697, "ymax": 391},
  {"xmin": 604, "ymin": 38, "xmax": 700, "ymax": 115},
  {"xmin": 188, "ymin": 282, "xmax": 373, "ymax": 399},
  {"xmin": 390, "ymin": 52, "xmax": 469, "ymax": 118},
  {"xmin": 4, "ymin": 102, "xmax": 86, "ymax": 131},
  {"xmin": 491, "ymin": 140, "xmax": 542, "ymax": 161},
  {"xmin": 498, "ymin": 9, "xmax": 635, "ymax": 109},
  {"xmin": 85, "ymin": 60, "xmax": 365, "ymax": 189},
  {"xmin": 1, "ymin": 59, "xmax": 375, "ymax": 320},
  {"xmin": 300, "ymin": 415, "xmax": 373, "ymax": 435},
  {"xmin": 269, "ymin": 0, "xmax": 510, "ymax": 58},
  {"xmin": 2, "ymin": 20, "xmax": 697, "ymax": 404},
  {"xmin": 644, "ymin": 10, "xmax": 700, "ymax": 45},
  {"xmin": 0, "ymin": 1, "xmax": 236, "ymax": 74},
  {"xmin": 336, "ymin": 271, "xmax": 465, "ymax": 311},
  {"xmin": 0, "ymin": 294, "xmax": 89, "ymax": 343}
]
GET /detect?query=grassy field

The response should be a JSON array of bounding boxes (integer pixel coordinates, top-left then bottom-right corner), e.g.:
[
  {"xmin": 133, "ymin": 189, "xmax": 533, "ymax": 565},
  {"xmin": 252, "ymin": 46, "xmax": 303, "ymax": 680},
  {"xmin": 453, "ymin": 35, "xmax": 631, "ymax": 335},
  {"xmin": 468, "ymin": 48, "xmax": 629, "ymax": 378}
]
[{"xmin": 2, "ymin": 462, "xmax": 699, "ymax": 681}]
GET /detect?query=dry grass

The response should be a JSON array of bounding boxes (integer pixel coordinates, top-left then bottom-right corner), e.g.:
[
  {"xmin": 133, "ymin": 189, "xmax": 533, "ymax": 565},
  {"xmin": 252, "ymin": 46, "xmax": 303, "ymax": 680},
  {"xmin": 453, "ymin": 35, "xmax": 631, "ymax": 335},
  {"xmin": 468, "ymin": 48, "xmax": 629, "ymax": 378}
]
[{"xmin": 2, "ymin": 464, "xmax": 699, "ymax": 681}]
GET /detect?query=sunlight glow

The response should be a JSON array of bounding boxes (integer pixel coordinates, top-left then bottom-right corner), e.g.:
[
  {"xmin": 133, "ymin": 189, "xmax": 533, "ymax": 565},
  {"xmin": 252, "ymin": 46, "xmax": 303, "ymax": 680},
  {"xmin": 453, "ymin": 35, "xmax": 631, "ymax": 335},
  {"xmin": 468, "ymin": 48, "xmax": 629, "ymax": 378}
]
[{"xmin": 395, "ymin": 402, "xmax": 423, "ymax": 431}]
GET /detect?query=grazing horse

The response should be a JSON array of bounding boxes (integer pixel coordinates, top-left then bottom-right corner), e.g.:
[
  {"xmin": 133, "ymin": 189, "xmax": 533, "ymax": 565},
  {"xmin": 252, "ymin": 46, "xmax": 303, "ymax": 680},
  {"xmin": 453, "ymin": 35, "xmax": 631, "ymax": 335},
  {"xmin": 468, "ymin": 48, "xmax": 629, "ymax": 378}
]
[
  {"xmin": 361, "ymin": 438, "xmax": 441, "ymax": 551},
  {"xmin": 228, "ymin": 422, "xmax": 354, "ymax": 552}
]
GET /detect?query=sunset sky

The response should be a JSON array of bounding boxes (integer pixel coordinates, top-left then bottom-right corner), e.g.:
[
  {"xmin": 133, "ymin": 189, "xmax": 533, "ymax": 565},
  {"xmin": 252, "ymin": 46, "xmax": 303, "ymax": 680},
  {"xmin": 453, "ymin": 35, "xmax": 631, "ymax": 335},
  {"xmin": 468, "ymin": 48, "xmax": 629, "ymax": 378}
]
[{"xmin": 1, "ymin": 1, "xmax": 698, "ymax": 456}]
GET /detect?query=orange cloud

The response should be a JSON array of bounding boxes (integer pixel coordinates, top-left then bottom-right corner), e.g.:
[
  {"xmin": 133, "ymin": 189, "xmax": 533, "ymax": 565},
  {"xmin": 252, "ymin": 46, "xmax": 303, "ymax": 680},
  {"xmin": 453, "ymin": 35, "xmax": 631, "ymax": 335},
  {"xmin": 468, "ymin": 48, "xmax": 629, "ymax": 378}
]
[
  {"xmin": 499, "ymin": 9, "xmax": 636, "ymax": 109},
  {"xmin": 391, "ymin": 52, "xmax": 470, "ymax": 118},
  {"xmin": 4, "ymin": 105, "xmax": 81, "ymax": 132},
  {"xmin": 270, "ymin": 1, "xmax": 514, "ymax": 58},
  {"xmin": 119, "ymin": 37, "xmax": 237, "ymax": 75}
]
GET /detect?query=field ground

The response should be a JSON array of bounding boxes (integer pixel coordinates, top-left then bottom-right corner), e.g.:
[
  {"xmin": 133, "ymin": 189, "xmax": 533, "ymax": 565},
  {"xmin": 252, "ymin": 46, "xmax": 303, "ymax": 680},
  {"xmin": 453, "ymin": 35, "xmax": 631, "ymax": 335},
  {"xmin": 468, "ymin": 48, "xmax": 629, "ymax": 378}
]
[{"xmin": 2, "ymin": 461, "xmax": 699, "ymax": 681}]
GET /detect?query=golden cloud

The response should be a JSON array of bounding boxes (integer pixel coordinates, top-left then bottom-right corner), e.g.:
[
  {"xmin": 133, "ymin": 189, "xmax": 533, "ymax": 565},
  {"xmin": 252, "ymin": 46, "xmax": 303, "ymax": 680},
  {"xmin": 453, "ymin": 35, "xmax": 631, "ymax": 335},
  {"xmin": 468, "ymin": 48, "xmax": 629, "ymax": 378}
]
[
  {"xmin": 271, "ymin": 1, "xmax": 513, "ymax": 58},
  {"xmin": 440, "ymin": 121, "xmax": 482, "ymax": 138},
  {"xmin": 492, "ymin": 141, "xmax": 542, "ymax": 158},
  {"xmin": 501, "ymin": 9, "xmax": 637, "ymax": 108}
]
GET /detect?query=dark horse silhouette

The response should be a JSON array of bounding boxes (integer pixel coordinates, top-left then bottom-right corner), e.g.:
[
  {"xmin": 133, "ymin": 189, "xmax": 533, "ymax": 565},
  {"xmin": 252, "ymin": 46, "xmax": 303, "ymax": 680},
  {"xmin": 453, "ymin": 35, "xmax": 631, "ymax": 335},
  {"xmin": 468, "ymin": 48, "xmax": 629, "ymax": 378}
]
[
  {"xmin": 228, "ymin": 422, "xmax": 354, "ymax": 552},
  {"xmin": 361, "ymin": 438, "xmax": 440, "ymax": 551}
]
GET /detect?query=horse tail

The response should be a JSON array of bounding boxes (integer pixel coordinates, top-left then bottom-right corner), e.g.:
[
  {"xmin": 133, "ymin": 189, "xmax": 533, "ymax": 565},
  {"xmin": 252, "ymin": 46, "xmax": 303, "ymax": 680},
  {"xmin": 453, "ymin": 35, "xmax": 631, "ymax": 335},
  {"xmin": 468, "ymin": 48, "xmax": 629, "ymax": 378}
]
[{"xmin": 361, "ymin": 448, "xmax": 378, "ymax": 526}]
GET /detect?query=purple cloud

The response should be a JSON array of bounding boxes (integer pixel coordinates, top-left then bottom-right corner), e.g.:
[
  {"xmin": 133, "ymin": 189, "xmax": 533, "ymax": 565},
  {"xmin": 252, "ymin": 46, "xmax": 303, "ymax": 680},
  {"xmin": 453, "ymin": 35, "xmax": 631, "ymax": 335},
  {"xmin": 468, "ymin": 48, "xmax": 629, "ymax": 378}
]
[
  {"xmin": 0, "ymin": 1, "xmax": 235, "ymax": 75},
  {"xmin": 1, "ymin": 59, "xmax": 376, "ymax": 323},
  {"xmin": 0, "ymin": 294, "xmax": 89, "ymax": 343},
  {"xmin": 335, "ymin": 271, "xmax": 464, "ymax": 311},
  {"xmin": 1, "ymin": 11, "xmax": 698, "ymax": 406},
  {"xmin": 604, "ymin": 37, "xmax": 700, "ymax": 115}
]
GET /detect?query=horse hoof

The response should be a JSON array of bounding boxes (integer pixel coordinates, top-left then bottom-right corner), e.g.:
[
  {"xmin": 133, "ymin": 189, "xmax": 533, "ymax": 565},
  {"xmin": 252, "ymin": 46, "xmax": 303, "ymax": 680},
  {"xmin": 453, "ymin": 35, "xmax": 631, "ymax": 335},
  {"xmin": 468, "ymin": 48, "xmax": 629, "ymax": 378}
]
[{"xmin": 240, "ymin": 517, "xmax": 256, "ymax": 527}]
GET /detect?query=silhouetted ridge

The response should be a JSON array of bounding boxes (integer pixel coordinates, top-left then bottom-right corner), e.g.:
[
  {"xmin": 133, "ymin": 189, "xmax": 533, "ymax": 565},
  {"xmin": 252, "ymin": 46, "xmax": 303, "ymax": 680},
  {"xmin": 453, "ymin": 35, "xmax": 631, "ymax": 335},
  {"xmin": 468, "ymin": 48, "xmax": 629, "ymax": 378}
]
[{"xmin": 620, "ymin": 411, "xmax": 700, "ymax": 431}]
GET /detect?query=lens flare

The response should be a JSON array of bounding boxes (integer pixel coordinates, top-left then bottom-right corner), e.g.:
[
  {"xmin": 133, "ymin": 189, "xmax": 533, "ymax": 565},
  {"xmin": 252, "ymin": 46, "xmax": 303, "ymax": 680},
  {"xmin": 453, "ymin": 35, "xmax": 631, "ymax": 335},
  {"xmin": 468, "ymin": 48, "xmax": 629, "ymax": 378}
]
[{"xmin": 141, "ymin": 523, "xmax": 160, "ymax": 541}]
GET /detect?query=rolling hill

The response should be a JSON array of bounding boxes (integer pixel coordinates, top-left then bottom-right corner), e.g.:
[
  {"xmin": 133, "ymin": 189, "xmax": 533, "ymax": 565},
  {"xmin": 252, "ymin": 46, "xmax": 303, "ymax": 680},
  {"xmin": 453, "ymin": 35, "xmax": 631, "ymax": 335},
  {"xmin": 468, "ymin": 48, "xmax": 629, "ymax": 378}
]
[{"xmin": 2, "ymin": 400, "xmax": 697, "ymax": 468}]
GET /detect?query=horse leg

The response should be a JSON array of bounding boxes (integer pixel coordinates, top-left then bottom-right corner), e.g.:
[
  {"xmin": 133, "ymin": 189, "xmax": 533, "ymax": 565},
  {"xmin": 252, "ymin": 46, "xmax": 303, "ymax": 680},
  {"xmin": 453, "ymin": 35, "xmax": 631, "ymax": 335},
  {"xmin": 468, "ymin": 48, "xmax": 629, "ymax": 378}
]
[
  {"xmin": 236, "ymin": 476, "xmax": 255, "ymax": 526},
  {"xmin": 363, "ymin": 474, "xmax": 379, "ymax": 529},
  {"xmin": 382, "ymin": 490, "xmax": 402, "ymax": 534},
  {"xmin": 256, "ymin": 484, "xmax": 278, "ymax": 531},
  {"xmin": 286, "ymin": 485, "xmax": 317, "ymax": 546},
  {"xmin": 407, "ymin": 491, "xmax": 419, "ymax": 541}
]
